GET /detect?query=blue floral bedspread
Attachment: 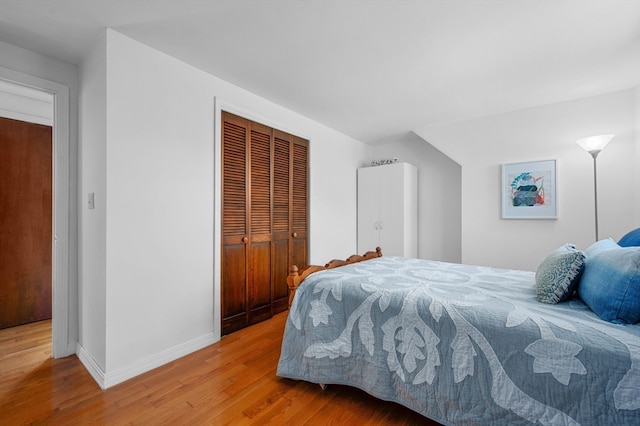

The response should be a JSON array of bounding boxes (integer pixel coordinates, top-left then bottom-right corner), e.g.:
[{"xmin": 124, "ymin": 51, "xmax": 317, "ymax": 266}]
[{"xmin": 276, "ymin": 257, "xmax": 640, "ymax": 425}]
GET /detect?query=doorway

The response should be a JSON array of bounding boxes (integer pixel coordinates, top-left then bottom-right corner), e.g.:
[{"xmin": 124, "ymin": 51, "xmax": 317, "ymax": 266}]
[{"xmin": 0, "ymin": 68, "xmax": 71, "ymax": 358}]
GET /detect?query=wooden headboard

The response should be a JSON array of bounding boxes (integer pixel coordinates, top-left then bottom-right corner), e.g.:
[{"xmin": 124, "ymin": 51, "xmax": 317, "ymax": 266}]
[{"xmin": 286, "ymin": 247, "xmax": 382, "ymax": 307}]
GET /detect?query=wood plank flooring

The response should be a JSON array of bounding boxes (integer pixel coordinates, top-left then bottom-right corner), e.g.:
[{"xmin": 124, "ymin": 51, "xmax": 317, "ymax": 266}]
[{"xmin": 0, "ymin": 313, "xmax": 439, "ymax": 425}]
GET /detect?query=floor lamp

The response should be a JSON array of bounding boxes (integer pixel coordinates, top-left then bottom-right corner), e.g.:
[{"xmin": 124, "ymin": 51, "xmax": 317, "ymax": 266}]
[{"xmin": 576, "ymin": 134, "xmax": 614, "ymax": 241}]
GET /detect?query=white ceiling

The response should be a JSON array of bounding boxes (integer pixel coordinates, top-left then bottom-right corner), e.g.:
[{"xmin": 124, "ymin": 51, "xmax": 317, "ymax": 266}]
[{"xmin": 1, "ymin": 0, "xmax": 638, "ymax": 144}]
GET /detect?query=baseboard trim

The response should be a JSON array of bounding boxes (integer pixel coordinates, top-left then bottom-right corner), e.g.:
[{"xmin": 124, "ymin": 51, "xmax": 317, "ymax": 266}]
[
  {"xmin": 76, "ymin": 342, "xmax": 106, "ymax": 389},
  {"xmin": 76, "ymin": 332, "xmax": 217, "ymax": 389}
]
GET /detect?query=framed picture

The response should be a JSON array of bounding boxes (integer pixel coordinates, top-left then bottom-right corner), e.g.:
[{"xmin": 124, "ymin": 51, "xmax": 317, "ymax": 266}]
[{"xmin": 502, "ymin": 160, "xmax": 557, "ymax": 219}]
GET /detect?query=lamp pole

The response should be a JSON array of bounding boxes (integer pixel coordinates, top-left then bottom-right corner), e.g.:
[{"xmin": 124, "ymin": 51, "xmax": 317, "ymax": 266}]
[
  {"xmin": 590, "ymin": 150, "xmax": 600, "ymax": 241},
  {"xmin": 576, "ymin": 134, "xmax": 613, "ymax": 243}
]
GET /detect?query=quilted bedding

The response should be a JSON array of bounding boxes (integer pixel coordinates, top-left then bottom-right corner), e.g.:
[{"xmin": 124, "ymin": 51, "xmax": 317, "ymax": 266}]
[{"xmin": 276, "ymin": 256, "xmax": 640, "ymax": 425}]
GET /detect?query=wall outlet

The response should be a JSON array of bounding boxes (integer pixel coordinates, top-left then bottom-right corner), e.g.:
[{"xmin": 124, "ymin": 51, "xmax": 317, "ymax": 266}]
[{"xmin": 88, "ymin": 192, "xmax": 95, "ymax": 210}]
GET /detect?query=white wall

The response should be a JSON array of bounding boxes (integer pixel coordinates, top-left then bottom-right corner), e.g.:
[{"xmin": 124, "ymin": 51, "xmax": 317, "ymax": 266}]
[
  {"xmin": 416, "ymin": 88, "xmax": 639, "ymax": 271},
  {"xmin": 0, "ymin": 41, "xmax": 79, "ymax": 356},
  {"xmin": 78, "ymin": 29, "xmax": 370, "ymax": 387},
  {"xmin": 78, "ymin": 31, "xmax": 108, "ymax": 371},
  {"xmin": 371, "ymin": 132, "xmax": 462, "ymax": 262},
  {"xmin": 636, "ymin": 84, "xmax": 640, "ymax": 219}
]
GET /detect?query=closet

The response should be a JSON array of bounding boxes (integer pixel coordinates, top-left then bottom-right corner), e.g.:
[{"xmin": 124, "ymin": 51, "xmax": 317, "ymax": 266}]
[
  {"xmin": 221, "ymin": 111, "xmax": 308, "ymax": 335},
  {"xmin": 357, "ymin": 162, "xmax": 417, "ymax": 257}
]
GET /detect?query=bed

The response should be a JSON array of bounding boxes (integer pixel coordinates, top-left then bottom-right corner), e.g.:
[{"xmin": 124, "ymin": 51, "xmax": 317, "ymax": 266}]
[{"xmin": 277, "ymin": 243, "xmax": 640, "ymax": 425}]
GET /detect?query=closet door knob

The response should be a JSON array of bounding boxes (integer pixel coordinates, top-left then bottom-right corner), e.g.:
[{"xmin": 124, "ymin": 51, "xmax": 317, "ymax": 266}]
[
  {"xmin": 292, "ymin": 232, "xmax": 298, "ymax": 238},
  {"xmin": 242, "ymin": 236, "xmax": 248, "ymax": 243}
]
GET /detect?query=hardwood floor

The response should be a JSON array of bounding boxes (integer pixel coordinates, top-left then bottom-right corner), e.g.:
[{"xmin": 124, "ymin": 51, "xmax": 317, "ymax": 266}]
[{"xmin": 0, "ymin": 313, "xmax": 439, "ymax": 425}]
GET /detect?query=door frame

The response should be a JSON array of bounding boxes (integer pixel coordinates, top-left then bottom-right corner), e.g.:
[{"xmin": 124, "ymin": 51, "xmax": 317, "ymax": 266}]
[{"xmin": 1, "ymin": 66, "xmax": 71, "ymax": 358}]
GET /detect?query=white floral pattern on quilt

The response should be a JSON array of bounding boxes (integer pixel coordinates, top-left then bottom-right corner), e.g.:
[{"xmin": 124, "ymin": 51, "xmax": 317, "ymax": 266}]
[{"xmin": 278, "ymin": 257, "xmax": 640, "ymax": 425}]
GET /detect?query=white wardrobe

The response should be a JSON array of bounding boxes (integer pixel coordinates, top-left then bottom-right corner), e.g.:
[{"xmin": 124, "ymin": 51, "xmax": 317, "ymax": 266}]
[{"xmin": 357, "ymin": 162, "xmax": 418, "ymax": 257}]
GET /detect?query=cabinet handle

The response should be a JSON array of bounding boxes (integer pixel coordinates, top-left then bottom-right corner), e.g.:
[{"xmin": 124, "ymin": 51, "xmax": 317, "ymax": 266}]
[
  {"xmin": 292, "ymin": 232, "xmax": 298, "ymax": 238},
  {"xmin": 242, "ymin": 236, "xmax": 248, "ymax": 243}
]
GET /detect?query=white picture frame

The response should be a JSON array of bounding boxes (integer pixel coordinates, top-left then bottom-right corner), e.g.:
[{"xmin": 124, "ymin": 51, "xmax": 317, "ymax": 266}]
[{"xmin": 502, "ymin": 160, "xmax": 557, "ymax": 219}]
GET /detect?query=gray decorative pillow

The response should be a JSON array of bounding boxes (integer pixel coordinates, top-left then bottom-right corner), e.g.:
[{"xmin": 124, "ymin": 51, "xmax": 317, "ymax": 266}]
[{"xmin": 536, "ymin": 244, "xmax": 585, "ymax": 304}]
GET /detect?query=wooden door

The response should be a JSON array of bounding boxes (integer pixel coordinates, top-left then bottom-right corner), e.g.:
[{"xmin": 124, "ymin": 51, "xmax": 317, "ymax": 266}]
[
  {"xmin": 271, "ymin": 133, "xmax": 308, "ymax": 314},
  {"xmin": 221, "ymin": 114, "xmax": 249, "ymax": 334},
  {"xmin": 271, "ymin": 131, "xmax": 292, "ymax": 313},
  {"xmin": 222, "ymin": 112, "xmax": 274, "ymax": 334},
  {"xmin": 0, "ymin": 117, "xmax": 52, "ymax": 329},
  {"xmin": 290, "ymin": 137, "xmax": 308, "ymax": 274},
  {"xmin": 247, "ymin": 123, "xmax": 272, "ymax": 325}
]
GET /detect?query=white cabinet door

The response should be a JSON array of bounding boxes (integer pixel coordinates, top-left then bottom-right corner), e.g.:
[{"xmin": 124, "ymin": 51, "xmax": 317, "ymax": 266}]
[
  {"xmin": 378, "ymin": 164, "xmax": 406, "ymax": 256},
  {"xmin": 358, "ymin": 163, "xmax": 417, "ymax": 257},
  {"xmin": 357, "ymin": 165, "xmax": 381, "ymax": 252}
]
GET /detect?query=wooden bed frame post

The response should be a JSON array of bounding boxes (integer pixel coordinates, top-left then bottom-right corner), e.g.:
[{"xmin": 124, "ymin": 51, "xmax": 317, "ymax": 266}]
[{"xmin": 287, "ymin": 265, "xmax": 300, "ymax": 308}]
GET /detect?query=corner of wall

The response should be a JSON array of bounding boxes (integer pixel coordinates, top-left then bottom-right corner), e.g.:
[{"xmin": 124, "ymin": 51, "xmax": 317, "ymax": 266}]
[
  {"xmin": 78, "ymin": 29, "xmax": 108, "ymax": 372},
  {"xmin": 76, "ymin": 342, "xmax": 106, "ymax": 389}
]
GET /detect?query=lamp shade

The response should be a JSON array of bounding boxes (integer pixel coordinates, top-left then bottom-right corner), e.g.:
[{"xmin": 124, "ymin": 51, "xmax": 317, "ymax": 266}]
[{"xmin": 576, "ymin": 134, "xmax": 614, "ymax": 154}]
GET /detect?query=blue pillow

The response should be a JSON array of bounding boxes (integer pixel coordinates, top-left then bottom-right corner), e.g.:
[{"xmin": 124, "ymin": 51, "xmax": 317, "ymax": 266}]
[
  {"xmin": 579, "ymin": 244, "xmax": 640, "ymax": 324},
  {"xmin": 619, "ymin": 228, "xmax": 640, "ymax": 247},
  {"xmin": 535, "ymin": 244, "xmax": 585, "ymax": 304},
  {"xmin": 584, "ymin": 238, "xmax": 619, "ymax": 256}
]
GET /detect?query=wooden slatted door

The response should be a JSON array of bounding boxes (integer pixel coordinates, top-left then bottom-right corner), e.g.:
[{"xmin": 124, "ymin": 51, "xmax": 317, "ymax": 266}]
[
  {"xmin": 271, "ymin": 132, "xmax": 309, "ymax": 314},
  {"xmin": 221, "ymin": 112, "xmax": 308, "ymax": 335},
  {"xmin": 221, "ymin": 114, "xmax": 249, "ymax": 334},
  {"xmin": 248, "ymin": 123, "xmax": 272, "ymax": 325},
  {"xmin": 291, "ymin": 137, "xmax": 309, "ymax": 272},
  {"xmin": 271, "ymin": 131, "xmax": 291, "ymax": 314}
]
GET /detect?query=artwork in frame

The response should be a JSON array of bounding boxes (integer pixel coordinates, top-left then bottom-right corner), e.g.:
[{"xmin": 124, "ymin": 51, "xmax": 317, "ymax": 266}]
[{"xmin": 502, "ymin": 160, "xmax": 557, "ymax": 219}]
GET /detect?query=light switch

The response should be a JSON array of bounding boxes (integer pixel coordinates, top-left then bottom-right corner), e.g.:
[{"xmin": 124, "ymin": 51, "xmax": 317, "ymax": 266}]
[{"xmin": 88, "ymin": 192, "xmax": 95, "ymax": 209}]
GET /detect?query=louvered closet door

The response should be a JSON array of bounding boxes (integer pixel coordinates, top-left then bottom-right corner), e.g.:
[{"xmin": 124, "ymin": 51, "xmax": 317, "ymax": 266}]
[
  {"xmin": 271, "ymin": 131, "xmax": 291, "ymax": 313},
  {"xmin": 271, "ymin": 132, "xmax": 309, "ymax": 313},
  {"xmin": 247, "ymin": 122, "xmax": 273, "ymax": 325},
  {"xmin": 291, "ymin": 137, "xmax": 308, "ymax": 272},
  {"xmin": 222, "ymin": 113, "xmax": 249, "ymax": 334}
]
